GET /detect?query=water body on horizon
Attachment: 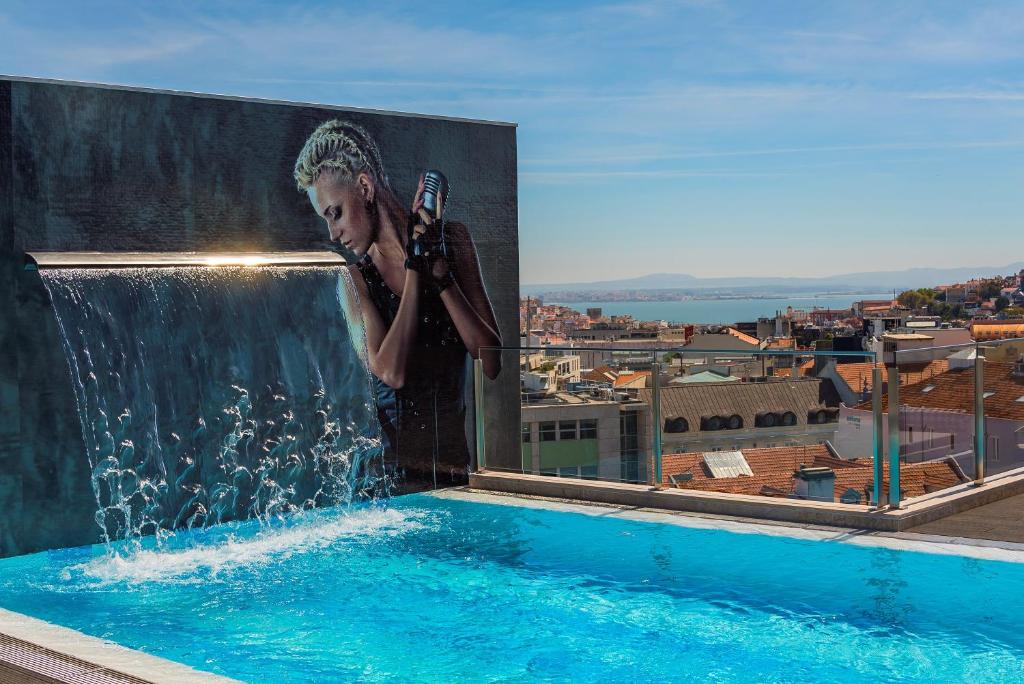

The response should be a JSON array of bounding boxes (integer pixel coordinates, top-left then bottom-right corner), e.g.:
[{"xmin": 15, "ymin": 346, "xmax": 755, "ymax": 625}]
[{"xmin": 547, "ymin": 294, "xmax": 892, "ymax": 325}]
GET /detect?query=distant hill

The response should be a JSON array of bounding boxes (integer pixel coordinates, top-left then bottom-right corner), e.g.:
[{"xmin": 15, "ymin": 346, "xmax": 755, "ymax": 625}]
[{"xmin": 521, "ymin": 262, "xmax": 1024, "ymax": 297}]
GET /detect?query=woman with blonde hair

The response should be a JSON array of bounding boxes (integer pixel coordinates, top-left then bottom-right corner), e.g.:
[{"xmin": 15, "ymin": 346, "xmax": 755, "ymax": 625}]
[{"xmin": 294, "ymin": 120, "xmax": 501, "ymax": 484}]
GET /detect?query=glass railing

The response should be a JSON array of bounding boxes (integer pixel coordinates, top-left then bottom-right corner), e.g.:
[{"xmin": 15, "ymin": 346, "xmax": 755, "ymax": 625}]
[
  {"xmin": 475, "ymin": 342, "xmax": 884, "ymax": 507},
  {"xmin": 879, "ymin": 335, "xmax": 1024, "ymax": 506}
]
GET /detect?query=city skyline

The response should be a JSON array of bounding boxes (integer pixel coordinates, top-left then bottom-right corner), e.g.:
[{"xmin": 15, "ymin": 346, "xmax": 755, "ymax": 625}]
[{"xmin": 1, "ymin": 0, "xmax": 1022, "ymax": 283}]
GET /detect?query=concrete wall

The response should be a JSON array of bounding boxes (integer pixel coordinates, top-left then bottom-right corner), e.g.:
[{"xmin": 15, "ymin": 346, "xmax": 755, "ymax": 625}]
[{"xmin": 0, "ymin": 76, "xmax": 519, "ymax": 556}]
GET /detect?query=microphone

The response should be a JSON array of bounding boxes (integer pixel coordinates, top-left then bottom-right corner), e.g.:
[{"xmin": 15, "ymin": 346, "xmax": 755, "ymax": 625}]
[{"xmin": 421, "ymin": 170, "xmax": 449, "ymax": 223}]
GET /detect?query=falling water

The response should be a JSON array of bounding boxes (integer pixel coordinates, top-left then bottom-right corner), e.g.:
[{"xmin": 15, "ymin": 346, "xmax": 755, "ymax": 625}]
[{"xmin": 40, "ymin": 265, "xmax": 384, "ymax": 551}]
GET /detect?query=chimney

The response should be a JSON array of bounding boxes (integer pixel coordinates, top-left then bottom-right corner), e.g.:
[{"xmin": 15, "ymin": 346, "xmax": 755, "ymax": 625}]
[{"xmin": 793, "ymin": 465, "xmax": 835, "ymax": 503}]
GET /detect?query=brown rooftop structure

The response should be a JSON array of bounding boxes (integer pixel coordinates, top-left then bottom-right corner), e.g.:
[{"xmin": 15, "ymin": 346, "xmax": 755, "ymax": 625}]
[
  {"xmin": 661, "ymin": 444, "xmax": 968, "ymax": 501},
  {"xmin": 641, "ymin": 378, "xmax": 842, "ymax": 434},
  {"xmin": 855, "ymin": 360, "xmax": 1024, "ymax": 421}
]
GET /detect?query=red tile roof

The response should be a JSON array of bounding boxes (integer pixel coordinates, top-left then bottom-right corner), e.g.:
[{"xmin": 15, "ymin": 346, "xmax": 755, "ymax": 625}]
[
  {"xmin": 661, "ymin": 444, "xmax": 966, "ymax": 499},
  {"xmin": 727, "ymin": 327, "xmax": 761, "ymax": 347},
  {"xmin": 854, "ymin": 361, "xmax": 1024, "ymax": 420},
  {"xmin": 834, "ymin": 360, "xmax": 949, "ymax": 396}
]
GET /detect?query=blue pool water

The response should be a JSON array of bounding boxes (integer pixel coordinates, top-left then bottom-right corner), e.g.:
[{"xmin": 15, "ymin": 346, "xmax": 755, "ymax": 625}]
[{"xmin": 1, "ymin": 493, "xmax": 1023, "ymax": 683}]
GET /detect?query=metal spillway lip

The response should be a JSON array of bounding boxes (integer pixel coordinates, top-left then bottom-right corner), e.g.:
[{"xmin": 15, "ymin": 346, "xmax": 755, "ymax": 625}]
[{"xmin": 24, "ymin": 251, "xmax": 347, "ymax": 270}]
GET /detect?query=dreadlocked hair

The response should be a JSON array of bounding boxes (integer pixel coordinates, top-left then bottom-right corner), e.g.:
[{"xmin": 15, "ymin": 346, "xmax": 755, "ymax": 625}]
[{"xmin": 293, "ymin": 120, "xmax": 392, "ymax": 193}]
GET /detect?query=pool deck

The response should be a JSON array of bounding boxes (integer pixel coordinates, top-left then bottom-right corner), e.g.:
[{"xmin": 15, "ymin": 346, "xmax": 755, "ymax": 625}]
[
  {"xmin": 905, "ymin": 492, "xmax": 1024, "ymax": 544},
  {"xmin": 0, "ymin": 608, "xmax": 239, "ymax": 684}
]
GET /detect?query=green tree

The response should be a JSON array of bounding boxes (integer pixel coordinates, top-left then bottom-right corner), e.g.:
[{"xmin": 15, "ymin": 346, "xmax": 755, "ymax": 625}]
[
  {"xmin": 1003, "ymin": 306, "xmax": 1024, "ymax": 318},
  {"xmin": 996, "ymin": 296, "xmax": 1010, "ymax": 312},
  {"xmin": 979, "ymin": 281, "xmax": 1002, "ymax": 299},
  {"xmin": 898, "ymin": 289, "xmax": 931, "ymax": 311}
]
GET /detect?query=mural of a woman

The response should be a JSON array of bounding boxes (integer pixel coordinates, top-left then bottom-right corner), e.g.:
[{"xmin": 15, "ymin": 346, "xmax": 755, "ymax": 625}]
[{"xmin": 294, "ymin": 120, "xmax": 502, "ymax": 485}]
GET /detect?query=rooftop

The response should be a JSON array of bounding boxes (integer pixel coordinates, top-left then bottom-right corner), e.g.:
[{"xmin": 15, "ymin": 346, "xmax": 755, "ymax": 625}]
[
  {"xmin": 662, "ymin": 444, "xmax": 967, "ymax": 500},
  {"xmin": 853, "ymin": 361, "xmax": 1024, "ymax": 420},
  {"xmin": 641, "ymin": 378, "xmax": 841, "ymax": 431}
]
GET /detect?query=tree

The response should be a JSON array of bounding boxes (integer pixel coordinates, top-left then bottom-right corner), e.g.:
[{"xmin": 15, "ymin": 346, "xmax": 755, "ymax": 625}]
[
  {"xmin": 979, "ymin": 281, "xmax": 1002, "ymax": 299},
  {"xmin": 996, "ymin": 296, "xmax": 1011, "ymax": 312},
  {"xmin": 898, "ymin": 289, "xmax": 931, "ymax": 311},
  {"xmin": 1003, "ymin": 306, "xmax": 1024, "ymax": 318}
]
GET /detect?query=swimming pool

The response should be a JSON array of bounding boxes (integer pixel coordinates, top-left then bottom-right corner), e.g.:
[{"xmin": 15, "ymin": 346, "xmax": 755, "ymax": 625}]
[{"xmin": 1, "ymin": 491, "xmax": 1023, "ymax": 683}]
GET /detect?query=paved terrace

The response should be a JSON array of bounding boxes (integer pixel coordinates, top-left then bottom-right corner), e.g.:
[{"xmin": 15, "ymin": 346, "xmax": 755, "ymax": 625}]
[{"xmin": 907, "ymin": 492, "xmax": 1024, "ymax": 543}]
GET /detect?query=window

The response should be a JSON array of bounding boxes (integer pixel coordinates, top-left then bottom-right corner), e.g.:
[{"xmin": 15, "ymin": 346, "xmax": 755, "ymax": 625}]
[
  {"xmin": 581, "ymin": 464, "xmax": 598, "ymax": 479},
  {"xmin": 522, "ymin": 423, "xmax": 532, "ymax": 443},
  {"xmin": 664, "ymin": 417, "xmax": 689, "ymax": 433},
  {"xmin": 983, "ymin": 391, "xmax": 996, "ymax": 399},
  {"xmin": 558, "ymin": 466, "xmax": 580, "ymax": 478},
  {"xmin": 990, "ymin": 436, "xmax": 1000, "ymax": 461},
  {"xmin": 580, "ymin": 419, "xmax": 598, "ymax": 440},
  {"xmin": 540, "ymin": 421, "xmax": 557, "ymax": 442},
  {"xmin": 559, "ymin": 420, "xmax": 578, "ymax": 440}
]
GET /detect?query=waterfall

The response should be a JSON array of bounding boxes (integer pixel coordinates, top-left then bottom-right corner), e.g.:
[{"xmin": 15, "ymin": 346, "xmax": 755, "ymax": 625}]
[{"xmin": 40, "ymin": 265, "xmax": 384, "ymax": 550}]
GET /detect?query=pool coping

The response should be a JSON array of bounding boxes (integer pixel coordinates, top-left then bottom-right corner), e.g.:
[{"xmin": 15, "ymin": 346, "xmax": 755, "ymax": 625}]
[
  {"xmin": 0, "ymin": 607, "xmax": 240, "ymax": 684},
  {"xmin": 435, "ymin": 488, "xmax": 1024, "ymax": 564},
  {"xmin": 469, "ymin": 468, "xmax": 1024, "ymax": 533}
]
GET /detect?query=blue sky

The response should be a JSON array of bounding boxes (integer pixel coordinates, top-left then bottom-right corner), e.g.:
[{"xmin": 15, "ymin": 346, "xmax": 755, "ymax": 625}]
[{"xmin": 2, "ymin": 0, "xmax": 1022, "ymax": 284}]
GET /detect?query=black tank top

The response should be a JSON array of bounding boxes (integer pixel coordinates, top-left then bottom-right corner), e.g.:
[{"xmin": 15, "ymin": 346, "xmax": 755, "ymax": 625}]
[{"xmin": 354, "ymin": 255, "xmax": 470, "ymax": 478}]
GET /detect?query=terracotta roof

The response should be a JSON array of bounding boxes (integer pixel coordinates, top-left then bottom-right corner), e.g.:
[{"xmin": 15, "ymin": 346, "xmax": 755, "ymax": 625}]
[
  {"xmin": 640, "ymin": 378, "xmax": 840, "ymax": 432},
  {"xmin": 834, "ymin": 360, "xmax": 949, "ymax": 396},
  {"xmin": 581, "ymin": 365, "xmax": 616, "ymax": 383},
  {"xmin": 773, "ymin": 359, "xmax": 814, "ymax": 378},
  {"xmin": 662, "ymin": 444, "xmax": 967, "ymax": 499},
  {"xmin": 727, "ymin": 327, "xmax": 761, "ymax": 347},
  {"xmin": 854, "ymin": 361, "xmax": 1024, "ymax": 420},
  {"xmin": 613, "ymin": 370, "xmax": 651, "ymax": 388},
  {"xmin": 764, "ymin": 337, "xmax": 795, "ymax": 349}
]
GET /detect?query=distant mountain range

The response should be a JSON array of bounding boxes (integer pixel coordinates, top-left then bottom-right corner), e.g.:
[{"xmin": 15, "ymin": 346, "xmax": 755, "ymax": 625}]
[{"xmin": 521, "ymin": 262, "xmax": 1024, "ymax": 298}]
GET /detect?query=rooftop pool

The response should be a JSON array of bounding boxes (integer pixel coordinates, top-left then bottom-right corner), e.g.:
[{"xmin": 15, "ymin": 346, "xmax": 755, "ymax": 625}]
[{"xmin": 1, "ymin": 491, "xmax": 1023, "ymax": 682}]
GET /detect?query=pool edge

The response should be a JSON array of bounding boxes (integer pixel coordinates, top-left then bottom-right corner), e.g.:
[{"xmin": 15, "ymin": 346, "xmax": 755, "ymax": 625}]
[
  {"xmin": 432, "ymin": 488, "xmax": 1024, "ymax": 564},
  {"xmin": 0, "ymin": 607, "xmax": 240, "ymax": 684}
]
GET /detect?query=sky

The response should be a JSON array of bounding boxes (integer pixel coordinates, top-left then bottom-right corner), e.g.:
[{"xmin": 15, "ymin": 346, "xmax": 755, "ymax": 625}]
[{"xmin": 1, "ymin": 0, "xmax": 1022, "ymax": 284}]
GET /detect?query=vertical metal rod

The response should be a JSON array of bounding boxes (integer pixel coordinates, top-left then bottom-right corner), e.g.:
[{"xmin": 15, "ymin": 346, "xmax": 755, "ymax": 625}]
[
  {"xmin": 974, "ymin": 349, "xmax": 986, "ymax": 484},
  {"xmin": 887, "ymin": 365, "xmax": 901, "ymax": 508},
  {"xmin": 651, "ymin": 352, "xmax": 663, "ymax": 488},
  {"xmin": 473, "ymin": 358, "xmax": 486, "ymax": 471},
  {"xmin": 872, "ymin": 365, "xmax": 884, "ymax": 509}
]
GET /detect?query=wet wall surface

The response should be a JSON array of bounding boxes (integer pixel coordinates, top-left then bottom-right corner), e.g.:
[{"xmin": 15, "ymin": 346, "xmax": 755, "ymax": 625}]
[{"xmin": 0, "ymin": 77, "xmax": 519, "ymax": 556}]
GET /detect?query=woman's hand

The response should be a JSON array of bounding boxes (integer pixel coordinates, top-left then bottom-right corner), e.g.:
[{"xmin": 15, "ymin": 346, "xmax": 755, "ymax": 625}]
[{"xmin": 407, "ymin": 174, "xmax": 449, "ymax": 280}]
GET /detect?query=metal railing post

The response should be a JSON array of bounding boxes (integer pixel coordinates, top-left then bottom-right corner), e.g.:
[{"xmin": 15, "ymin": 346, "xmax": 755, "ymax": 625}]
[
  {"xmin": 651, "ymin": 352, "xmax": 663, "ymax": 488},
  {"xmin": 872, "ymin": 365, "xmax": 884, "ymax": 509},
  {"xmin": 974, "ymin": 348, "xmax": 985, "ymax": 484},
  {"xmin": 887, "ymin": 364, "xmax": 901, "ymax": 508},
  {"xmin": 474, "ymin": 358, "xmax": 486, "ymax": 471}
]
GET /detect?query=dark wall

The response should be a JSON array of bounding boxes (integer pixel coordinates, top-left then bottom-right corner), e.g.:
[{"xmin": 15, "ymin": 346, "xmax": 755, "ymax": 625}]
[{"xmin": 0, "ymin": 77, "xmax": 519, "ymax": 557}]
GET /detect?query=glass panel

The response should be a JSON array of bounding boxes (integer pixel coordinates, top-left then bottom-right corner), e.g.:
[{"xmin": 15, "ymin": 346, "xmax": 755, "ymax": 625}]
[{"xmin": 480, "ymin": 343, "xmax": 876, "ymax": 500}]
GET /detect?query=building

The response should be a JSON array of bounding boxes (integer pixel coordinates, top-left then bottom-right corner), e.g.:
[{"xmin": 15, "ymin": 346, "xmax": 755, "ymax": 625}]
[
  {"xmin": 837, "ymin": 359, "xmax": 1024, "ymax": 477},
  {"xmin": 661, "ymin": 444, "xmax": 966, "ymax": 504},
  {"xmin": 521, "ymin": 390, "xmax": 646, "ymax": 482},
  {"xmin": 972, "ymin": 319, "xmax": 1024, "ymax": 342},
  {"xmin": 638, "ymin": 378, "xmax": 842, "ymax": 456},
  {"xmin": 521, "ymin": 354, "xmax": 581, "ymax": 395}
]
